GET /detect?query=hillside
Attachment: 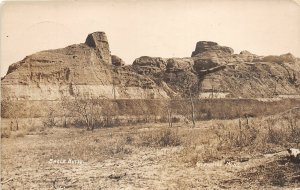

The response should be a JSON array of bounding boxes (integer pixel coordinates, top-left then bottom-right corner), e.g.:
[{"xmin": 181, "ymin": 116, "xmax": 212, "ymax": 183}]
[
  {"xmin": 2, "ymin": 31, "xmax": 300, "ymax": 102},
  {"xmin": 1, "ymin": 32, "xmax": 168, "ymax": 101}
]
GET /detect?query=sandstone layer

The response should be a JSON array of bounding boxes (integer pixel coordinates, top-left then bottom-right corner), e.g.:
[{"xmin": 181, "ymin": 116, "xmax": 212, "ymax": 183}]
[
  {"xmin": 1, "ymin": 32, "xmax": 168, "ymax": 101},
  {"xmin": 1, "ymin": 31, "xmax": 300, "ymax": 102}
]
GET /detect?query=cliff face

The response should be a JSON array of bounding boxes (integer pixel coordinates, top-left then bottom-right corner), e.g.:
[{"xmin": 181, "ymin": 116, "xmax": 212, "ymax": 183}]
[
  {"xmin": 131, "ymin": 41, "xmax": 300, "ymax": 99},
  {"xmin": 1, "ymin": 31, "xmax": 300, "ymax": 102},
  {"xmin": 1, "ymin": 32, "xmax": 169, "ymax": 100}
]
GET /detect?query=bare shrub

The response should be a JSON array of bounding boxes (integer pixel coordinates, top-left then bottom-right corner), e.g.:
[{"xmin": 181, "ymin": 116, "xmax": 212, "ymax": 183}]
[
  {"xmin": 71, "ymin": 99, "xmax": 101, "ymax": 130},
  {"xmin": 1, "ymin": 127, "xmax": 11, "ymax": 138},
  {"xmin": 108, "ymin": 140, "xmax": 132, "ymax": 155},
  {"xmin": 172, "ymin": 116, "xmax": 181, "ymax": 123},
  {"xmin": 201, "ymin": 145, "xmax": 223, "ymax": 163},
  {"xmin": 271, "ymin": 171, "xmax": 287, "ymax": 187},
  {"xmin": 24, "ymin": 120, "xmax": 48, "ymax": 136},
  {"xmin": 101, "ymin": 115, "xmax": 114, "ymax": 128},
  {"xmin": 25, "ymin": 124, "xmax": 37, "ymax": 133},
  {"xmin": 72, "ymin": 118, "xmax": 86, "ymax": 128},
  {"xmin": 265, "ymin": 126, "xmax": 284, "ymax": 144},
  {"xmin": 263, "ymin": 111, "xmax": 299, "ymax": 146},
  {"xmin": 12, "ymin": 130, "xmax": 26, "ymax": 138},
  {"xmin": 178, "ymin": 110, "xmax": 300, "ymax": 167},
  {"xmin": 100, "ymin": 136, "xmax": 133, "ymax": 156},
  {"xmin": 158, "ymin": 128, "xmax": 181, "ymax": 147},
  {"xmin": 2, "ymin": 118, "xmax": 46, "ymax": 138},
  {"xmin": 285, "ymin": 113, "xmax": 300, "ymax": 145},
  {"xmin": 42, "ymin": 108, "xmax": 57, "ymax": 128},
  {"xmin": 180, "ymin": 145, "xmax": 222, "ymax": 166},
  {"xmin": 158, "ymin": 116, "xmax": 168, "ymax": 123},
  {"xmin": 180, "ymin": 146, "xmax": 199, "ymax": 166},
  {"xmin": 211, "ymin": 109, "xmax": 299, "ymax": 154},
  {"xmin": 61, "ymin": 90, "xmax": 106, "ymax": 130},
  {"xmin": 123, "ymin": 134, "xmax": 134, "ymax": 145},
  {"xmin": 138, "ymin": 127, "xmax": 182, "ymax": 147},
  {"xmin": 212, "ymin": 119, "xmax": 258, "ymax": 150}
]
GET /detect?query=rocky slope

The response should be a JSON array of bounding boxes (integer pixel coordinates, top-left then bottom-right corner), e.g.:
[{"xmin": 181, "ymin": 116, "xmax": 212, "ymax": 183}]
[
  {"xmin": 1, "ymin": 31, "xmax": 300, "ymax": 101},
  {"xmin": 1, "ymin": 32, "xmax": 168, "ymax": 101}
]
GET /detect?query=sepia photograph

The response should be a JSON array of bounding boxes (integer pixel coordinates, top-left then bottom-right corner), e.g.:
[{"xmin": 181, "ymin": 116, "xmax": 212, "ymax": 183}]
[{"xmin": 1, "ymin": 0, "xmax": 300, "ymax": 189}]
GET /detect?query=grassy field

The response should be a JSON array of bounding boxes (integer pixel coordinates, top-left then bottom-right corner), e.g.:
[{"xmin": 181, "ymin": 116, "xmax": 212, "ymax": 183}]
[{"xmin": 1, "ymin": 108, "xmax": 300, "ymax": 189}]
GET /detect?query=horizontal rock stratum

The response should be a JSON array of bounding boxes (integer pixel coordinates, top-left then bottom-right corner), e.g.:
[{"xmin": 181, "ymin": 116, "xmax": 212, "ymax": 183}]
[{"xmin": 1, "ymin": 31, "xmax": 300, "ymax": 101}]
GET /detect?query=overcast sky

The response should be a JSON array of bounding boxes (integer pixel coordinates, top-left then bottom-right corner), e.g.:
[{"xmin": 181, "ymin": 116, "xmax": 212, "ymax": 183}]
[{"xmin": 1, "ymin": 0, "xmax": 300, "ymax": 77}]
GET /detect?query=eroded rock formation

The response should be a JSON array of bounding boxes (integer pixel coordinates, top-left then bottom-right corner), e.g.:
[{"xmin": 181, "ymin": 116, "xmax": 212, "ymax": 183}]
[
  {"xmin": 1, "ymin": 31, "xmax": 300, "ymax": 103},
  {"xmin": 111, "ymin": 55, "xmax": 125, "ymax": 67},
  {"xmin": 85, "ymin": 32, "xmax": 112, "ymax": 64},
  {"xmin": 1, "ymin": 32, "xmax": 169, "ymax": 101}
]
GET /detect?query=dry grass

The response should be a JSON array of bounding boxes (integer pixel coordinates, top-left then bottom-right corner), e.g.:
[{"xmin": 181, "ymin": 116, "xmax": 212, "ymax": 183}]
[
  {"xmin": 177, "ymin": 108, "xmax": 300, "ymax": 167},
  {"xmin": 12, "ymin": 130, "xmax": 26, "ymax": 138},
  {"xmin": 137, "ymin": 127, "xmax": 183, "ymax": 147},
  {"xmin": 239, "ymin": 156, "xmax": 300, "ymax": 188},
  {"xmin": 45, "ymin": 130, "xmax": 134, "ymax": 162},
  {"xmin": 179, "ymin": 145, "xmax": 223, "ymax": 166},
  {"xmin": 1, "ymin": 118, "xmax": 47, "ymax": 138},
  {"xmin": 210, "ymin": 110, "xmax": 299, "ymax": 153},
  {"xmin": 1, "ymin": 112, "xmax": 299, "ymax": 189}
]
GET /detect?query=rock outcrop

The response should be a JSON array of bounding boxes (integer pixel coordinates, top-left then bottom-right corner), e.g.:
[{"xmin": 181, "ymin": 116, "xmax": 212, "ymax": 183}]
[
  {"xmin": 111, "ymin": 55, "xmax": 125, "ymax": 67},
  {"xmin": 166, "ymin": 58, "xmax": 194, "ymax": 72},
  {"xmin": 191, "ymin": 41, "xmax": 234, "ymax": 57},
  {"xmin": 1, "ymin": 32, "xmax": 169, "ymax": 101},
  {"xmin": 132, "ymin": 56, "xmax": 167, "ymax": 75},
  {"xmin": 85, "ymin": 32, "xmax": 111, "ymax": 64},
  {"xmin": 1, "ymin": 32, "xmax": 300, "ymax": 103},
  {"xmin": 262, "ymin": 53, "xmax": 296, "ymax": 64}
]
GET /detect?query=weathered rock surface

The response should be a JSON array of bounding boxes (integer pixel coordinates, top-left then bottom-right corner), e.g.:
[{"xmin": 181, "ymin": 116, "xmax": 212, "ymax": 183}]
[
  {"xmin": 132, "ymin": 56, "xmax": 167, "ymax": 76},
  {"xmin": 111, "ymin": 55, "xmax": 125, "ymax": 67},
  {"xmin": 1, "ymin": 32, "xmax": 169, "ymax": 100},
  {"xmin": 262, "ymin": 53, "xmax": 296, "ymax": 64},
  {"xmin": 85, "ymin": 32, "xmax": 111, "ymax": 64},
  {"xmin": 166, "ymin": 58, "xmax": 194, "ymax": 72},
  {"xmin": 1, "ymin": 33, "xmax": 300, "ymax": 103},
  {"xmin": 191, "ymin": 41, "xmax": 234, "ymax": 57}
]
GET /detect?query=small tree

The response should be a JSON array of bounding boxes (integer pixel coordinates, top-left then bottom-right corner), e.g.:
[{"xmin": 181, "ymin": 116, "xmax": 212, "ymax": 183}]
[
  {"xmin": 1, "ymin": 100, "xmax": 21, "ymax": 131},
  {"xmin": 62, "ymin": 87, "xmax": 103, "ymax": 131},
  {"xmin": 71, "ymin": 98, "xmax": 102, "ymax": 131},
  {"xmin": 189, "ymin": 88, "xmax": 196, "ymax": 128},
  {"xmin": 167, "ymin": 106, "xmax": 173, "ymax": 127},
  {"xmin": 43, "ymin": 107, "xmax": 57, "ymax": 128}
]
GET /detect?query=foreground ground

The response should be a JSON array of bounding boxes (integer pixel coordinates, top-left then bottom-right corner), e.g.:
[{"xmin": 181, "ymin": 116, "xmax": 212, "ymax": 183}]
[{"xmin": 1, "ymin": 116, "xmax": 300, "ymax": 189}]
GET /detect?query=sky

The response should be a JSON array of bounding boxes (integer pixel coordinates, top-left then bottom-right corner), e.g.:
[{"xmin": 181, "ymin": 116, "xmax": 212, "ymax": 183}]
[{"xmin": 1, "ymin": 0, "xmax": 300, "ymax": 77}]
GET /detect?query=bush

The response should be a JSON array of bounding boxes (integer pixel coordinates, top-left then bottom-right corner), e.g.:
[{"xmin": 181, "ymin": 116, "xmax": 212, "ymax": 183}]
[
  {"xmin": 101, "ymin": 137, "xmax": 133, "ymax": 156},
  {"xmin": 42, "ymin": 117, "xmax": 57, "ymax": 128},
  {"xmin": 13, "ymin": 131, "xmax": 25, "ymax": 138},
  {"xmin": 1, "ymin": 128, "xmax": 11, "ymax": 138},
  {"xmin": 211, "ymin": 110, "xmax": 300, "ymax": 153},
  {"xmin": 138, "ymin": 127, "xmax": 182, "ymax": 147},
  {"xmin": 172, "ymin": 116, "xmax": 181, "ymax": 123},
  {"xmin": 266, "ymin": 126, "xmax": 284, "ymax": 144},
  {"xmin": 108, "ymin": 140, "xmax": 132, "ymax": 155},
  {"xmin": 180, "ymin": 146, "xmax": 199, "ymax": 166},
  {"xmin": 212, "ymin": 120, "xmax": 258, "ymax": 150},
  {"xmin": 158, "ymin": 116, "xmax": 168, "ymax": 123},
  {"xmin": 72, "ymin": 118, "xmax": 86, "ymax": 128},
  {"xmin": 180, "ymin": 145, "xmax": 223, "ymax": 166},
  {"xmin": 263, "ymin": 112, "xmax": 300, "ymax": 146}
]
